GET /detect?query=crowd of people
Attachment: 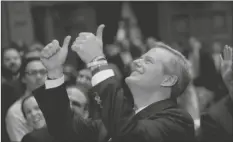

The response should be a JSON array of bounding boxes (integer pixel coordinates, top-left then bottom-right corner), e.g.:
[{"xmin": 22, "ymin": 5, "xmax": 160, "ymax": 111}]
[{"xmin": 2, "ymin": 19, "xmax": 232, "ymax": 142}]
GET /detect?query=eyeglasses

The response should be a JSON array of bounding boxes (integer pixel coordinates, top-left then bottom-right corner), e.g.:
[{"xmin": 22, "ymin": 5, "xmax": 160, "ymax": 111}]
[{"xmin": 25, "ymin": 70, "xmax": 47, "ymax": 76}]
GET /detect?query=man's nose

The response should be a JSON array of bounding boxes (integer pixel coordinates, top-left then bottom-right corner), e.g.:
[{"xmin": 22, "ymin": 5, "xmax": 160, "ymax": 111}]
[
  {"xmin": 9, "ymin": 59, "xmax": 16, "ymax": 64},
  {"xmin": 36, "ymin": 73, "xmax": 43, "ymax": 79},
  {"xmin": 133, "ymin": 59, "xmax": 142, "ymax": 68},
  {"xmin": 70, "ymin": 102, "xmax": 73, "ymax": 109},
  {"xmin": 84, "ymin": 77, "xmax": 90, "ymax": 82},
  {"xmin": 79, "ymin": 77, "xmax": 87, "ymax": 82},
  {"xmin": 35, "ymin": 74, "xmax": 46, "ymax": 85},
  {"xmin": 31, "ymin": 110, "xmax": 38, "ymax": 117}
]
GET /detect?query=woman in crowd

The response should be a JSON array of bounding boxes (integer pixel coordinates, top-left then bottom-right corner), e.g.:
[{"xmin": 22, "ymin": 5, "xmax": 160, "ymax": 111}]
[{"xmin": 21, "ymin": 95, "xmax": 51, "ymax": 142}]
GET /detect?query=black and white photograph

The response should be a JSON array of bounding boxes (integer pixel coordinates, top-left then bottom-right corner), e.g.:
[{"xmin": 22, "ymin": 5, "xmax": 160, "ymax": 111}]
[{"xmin": 1, "ymin": 1, "xmax": 233, "ymax": 142}]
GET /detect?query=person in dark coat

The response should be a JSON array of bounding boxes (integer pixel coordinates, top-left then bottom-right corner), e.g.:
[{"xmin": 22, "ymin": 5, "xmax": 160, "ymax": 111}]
[
  {"xmin": 200, "ymin": 96, "xmax": 233, "ymax": 142},
  {"xmin": 199, "ymin": 45, "xmax": 233, "ymax": 142},
  {"xmin": 21, "ymin": 84, "xmax": 92, "ymax": 142},
  {"xmin": 33, "ymin": 25, "xmax": 195, "ymax": 142},
  {"xmin": 21, "ymin": 127, "xmax": 53, "ymax": 142}
]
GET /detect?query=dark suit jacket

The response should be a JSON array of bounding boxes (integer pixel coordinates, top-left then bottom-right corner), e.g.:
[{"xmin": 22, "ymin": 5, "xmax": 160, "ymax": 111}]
[
  {"xmin": 33, "ymin": 67, "xmax": 195, "ymax": 142},
  {"xmin": 21, "ymin": 127, "xmax": 54, "ymax": 142},
  {"xmin": 200, "ymin": 96, "xmax": 233, "ymax": 142}
]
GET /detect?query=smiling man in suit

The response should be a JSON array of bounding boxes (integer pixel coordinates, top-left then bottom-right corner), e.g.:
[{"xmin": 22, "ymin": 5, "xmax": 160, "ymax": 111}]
[{"xmin": 33, "ymin": 25, "xmax": 195, "ymax": 142}]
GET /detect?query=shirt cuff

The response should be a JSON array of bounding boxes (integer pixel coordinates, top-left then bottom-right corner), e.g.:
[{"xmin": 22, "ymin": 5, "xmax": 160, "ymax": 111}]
[
  {"xmin": 194, "ymin": 119, "xmax": 201, "ymax": 130},
  {"xmin": 45, "ymin": 75, "xmax": 65, "ymax": 89},
  {"xmin": 92, "ymin": 69, "xmax": 115, "ymax": 86}
]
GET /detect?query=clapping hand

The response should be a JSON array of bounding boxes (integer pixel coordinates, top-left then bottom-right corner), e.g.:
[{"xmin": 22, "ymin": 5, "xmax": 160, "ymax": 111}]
[
  {"xmin": 71, "ymin": 24, "xmax": 105, "ymax": 64},
  {"xmin": 40, "ymin": 36, "xmax": 71, "ymax": 79},
  {"xmin": 220, "ymin": 45, "xmax": 232, "ymax": 91}
]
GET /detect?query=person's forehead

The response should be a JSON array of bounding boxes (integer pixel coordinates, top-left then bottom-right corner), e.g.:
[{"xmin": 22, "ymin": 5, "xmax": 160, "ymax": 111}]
[
  {"xmin": 24, "ymin": 97, "xmax": 38, "ymax": 109},
  {"xmin": 4, "ymin": 48, "xmax": 20, "ymax": 57},
  {"xmin": 29, "ymin": 43, "xmax": 44, "ymax": 51},
  {"xmin": 67, "ymin": 87, "xmax": 87, "ymax": 103},
  {"xmin": 25, "ymin": 51, "xmax": 40, "ymax": 58},
  {"xmin": 144, "ymin": 48, "xmax": 171, "ymax": 58},
  {"xmin": 25, "ymin": 60, "xmax": 45, "ymax": 71}
]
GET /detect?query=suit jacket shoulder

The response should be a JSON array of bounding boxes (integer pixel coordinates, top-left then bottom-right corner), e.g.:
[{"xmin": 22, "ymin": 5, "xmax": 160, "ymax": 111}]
[{"xmin": 21, "ymin": 127, "xmax": 54, "ymax": 142}]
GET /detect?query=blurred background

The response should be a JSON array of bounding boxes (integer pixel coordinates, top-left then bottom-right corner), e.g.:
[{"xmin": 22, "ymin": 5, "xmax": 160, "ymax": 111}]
[{"xmin": 2, "ymin": 1, "xmax": 232, "ymax": 68}]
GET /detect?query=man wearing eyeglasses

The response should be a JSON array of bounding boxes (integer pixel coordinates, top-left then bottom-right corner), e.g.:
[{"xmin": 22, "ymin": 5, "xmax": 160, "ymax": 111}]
[{"xmin": 5, "ymin": 57, "xmax": 47, "ymax": 142}]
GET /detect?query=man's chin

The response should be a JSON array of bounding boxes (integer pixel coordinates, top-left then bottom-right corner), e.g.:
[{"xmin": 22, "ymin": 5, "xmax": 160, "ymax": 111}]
[
  {"xmin": 33, "ymin": 82, "xmax": 45, "ymax": 90},
  {"xmin": 125, "ymin": 75, "xmax": 140, "ymax": 85},
  {"xmin": 11, "ymin": 66, "xmax": 20, "ymax": 73},
  {"xmin": 6, "ymin": 68, "xmax": 19, "ymax": 75}
]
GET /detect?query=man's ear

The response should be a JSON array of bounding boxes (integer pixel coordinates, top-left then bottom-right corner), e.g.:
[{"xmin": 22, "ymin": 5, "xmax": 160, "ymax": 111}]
[
  {"xmin": 160, "ymin": 75, "xmax": 178, "ymax": 87},
  {"xmin": 84, "ymin": 110, "xmax": 89, "ymax": 119}
]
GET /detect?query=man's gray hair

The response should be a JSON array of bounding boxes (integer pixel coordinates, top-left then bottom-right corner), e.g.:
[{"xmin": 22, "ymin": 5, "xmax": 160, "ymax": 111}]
[{"xmin": 155, "ymin": 42, "xmax": 191, "ymax": 98}]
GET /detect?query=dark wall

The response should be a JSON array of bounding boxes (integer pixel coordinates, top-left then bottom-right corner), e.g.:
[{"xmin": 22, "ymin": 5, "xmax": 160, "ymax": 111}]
[
  {"xmin": 93, "ymin": 1, "xmax": 122, "ymax": 45},
  {"xmin": 93, "ymin": 1, "xmax": 160, "ymax": 43},
  {"xmin": 131, "ymin": 2, "xmax": 159, "ymax": 39},
  {"xmin": 31, "ymin": 7, "xmax": 46, "ymax": 45}
]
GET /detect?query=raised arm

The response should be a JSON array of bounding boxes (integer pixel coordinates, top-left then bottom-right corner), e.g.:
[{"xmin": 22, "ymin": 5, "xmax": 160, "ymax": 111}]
[
  {"xmin": 220, "ymin": 45, "xmax": 233, "ymax": 96},
  {"xmin": 34, "ymin": 78, "xmax": 100, "ymax": 142},
  {"xmin": 33, "ymin": 36, "xmax": 100, "ymax": 142},
  {"xmin": 72, "ymin": 24, "xmax": 194, "ymax": 142}
]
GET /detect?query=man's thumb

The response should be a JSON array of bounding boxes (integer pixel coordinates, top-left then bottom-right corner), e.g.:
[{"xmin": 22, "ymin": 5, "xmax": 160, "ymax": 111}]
[
  {"xmin": 62, "ymin": 35, "xmax": 71, "ymax": 49},
  {"xmin": 61, "ymin": 36, "xmax": 71, "ymax": 61},
  {"xmin": 96, "ymin": 24, "xmax": 105, "ymax": 40}
]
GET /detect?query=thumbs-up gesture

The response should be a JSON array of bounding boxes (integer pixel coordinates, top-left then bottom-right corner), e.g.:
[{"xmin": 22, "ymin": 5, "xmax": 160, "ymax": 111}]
[
  {"xmin": 40, "ymin": 36, "xmax": 71, "ymax": 78},
  {"xmin": 72, "ymin": 24, "xmax": 105, "ymax": 64}
]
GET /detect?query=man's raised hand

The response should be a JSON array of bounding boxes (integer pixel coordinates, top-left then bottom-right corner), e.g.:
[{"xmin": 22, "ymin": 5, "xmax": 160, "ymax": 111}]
[
  {"xmin": 220, "ymin": 45, "xmax": 232, "ymax": 88},
  {"xmin": 71, "ymin": 24, "xmax": 105, "ymax": 64},
  {"xmin": 40, "ymin": 36, "xmax": 71, "ymax": 78}
]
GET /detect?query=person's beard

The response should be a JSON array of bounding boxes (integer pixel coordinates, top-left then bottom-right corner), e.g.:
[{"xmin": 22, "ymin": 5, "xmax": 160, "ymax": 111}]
[
  {"xmin": 2, "ymin": 64, "xmax": 20, "ymax": 77},
  {"xmin": 8, "ymin": 63, "xmax": 21, "ymax": 75}
]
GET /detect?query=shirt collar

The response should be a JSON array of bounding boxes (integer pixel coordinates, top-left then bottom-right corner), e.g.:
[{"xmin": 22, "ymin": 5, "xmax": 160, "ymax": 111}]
[
  {"xmin": 135, "ymin": 105, "xmax": 148, "ymax": 114},
  {"xmin": 134, "ymin": 99, "xmax": 177, "ymax": 119}
]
